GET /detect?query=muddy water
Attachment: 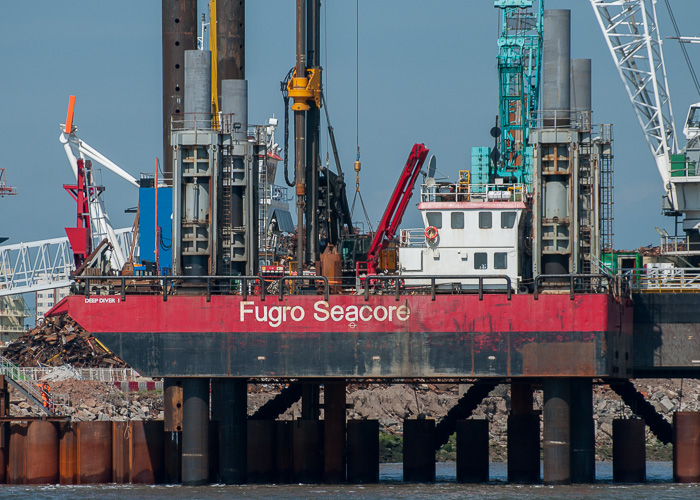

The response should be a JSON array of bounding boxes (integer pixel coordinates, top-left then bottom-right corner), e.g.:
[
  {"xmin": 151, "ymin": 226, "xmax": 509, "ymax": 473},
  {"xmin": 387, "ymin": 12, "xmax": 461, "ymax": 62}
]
[{"xmin": 1, "ymin": 462, "xmax": 699, "ymax": 499}]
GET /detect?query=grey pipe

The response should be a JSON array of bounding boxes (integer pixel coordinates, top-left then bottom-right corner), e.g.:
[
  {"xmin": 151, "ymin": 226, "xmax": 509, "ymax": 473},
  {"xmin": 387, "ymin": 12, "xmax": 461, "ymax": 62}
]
[
  {"xmin": 542, "ymin": 10, "xmax": 571, "ymax": 125},
  {"xmin": 184, "ymin": 50, "xmax": 212, "ymax": 129}
]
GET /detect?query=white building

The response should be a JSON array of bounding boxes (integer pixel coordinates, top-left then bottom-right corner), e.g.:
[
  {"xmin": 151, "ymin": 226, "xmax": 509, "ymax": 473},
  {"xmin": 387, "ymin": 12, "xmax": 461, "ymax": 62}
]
[
  {"xmin": 0, "ymin": 295, "xmax": 29, "ymax": 341},
  {"xmin": 35, "ymin": 286, "xmax": 70, "ymax": 325}
]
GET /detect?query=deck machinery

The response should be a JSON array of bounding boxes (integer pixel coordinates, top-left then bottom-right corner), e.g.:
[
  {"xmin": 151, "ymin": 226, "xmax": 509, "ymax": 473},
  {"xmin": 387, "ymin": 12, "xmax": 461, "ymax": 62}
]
[{"xmin": 52, "ymin": 0, "xmax": 700, "ymax": 488}]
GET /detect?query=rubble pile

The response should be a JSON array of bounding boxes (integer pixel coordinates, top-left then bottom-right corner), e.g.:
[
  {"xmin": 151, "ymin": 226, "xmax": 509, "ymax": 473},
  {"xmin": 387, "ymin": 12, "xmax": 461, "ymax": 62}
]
[{"xmin": 1, "ymin": 314, "xmax": 128, "ymax": 368}]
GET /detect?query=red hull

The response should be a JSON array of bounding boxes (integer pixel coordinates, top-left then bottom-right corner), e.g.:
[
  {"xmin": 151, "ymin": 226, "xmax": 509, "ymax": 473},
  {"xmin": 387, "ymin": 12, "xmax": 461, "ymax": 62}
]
[{"xmin": 58, "ymin": 293, "xmax": 633, "ymax": 379}]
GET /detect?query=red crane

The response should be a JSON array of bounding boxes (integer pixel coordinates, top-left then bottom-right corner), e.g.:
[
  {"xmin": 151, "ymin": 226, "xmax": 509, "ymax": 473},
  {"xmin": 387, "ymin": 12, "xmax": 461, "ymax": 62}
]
[
  {"xmin": 363, "ymin": 143, "xmax": 429, "ymax": 276},
  {"xmin": 0, "ymin": 168, "xmax": 17, "ymax": 197},
  {"xmin": 63, "ymin": 159, "xmax": 103, "ymax": 269}
]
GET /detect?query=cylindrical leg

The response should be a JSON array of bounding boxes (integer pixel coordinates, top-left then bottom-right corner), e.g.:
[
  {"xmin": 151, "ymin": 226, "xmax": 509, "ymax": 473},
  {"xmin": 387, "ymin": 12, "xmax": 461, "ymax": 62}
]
[
  {"xmin": 403, "ymin": 419, "xmax": 435, "ymax": 483},
  {"xmin": 77, "ymin": 421, "xmax": 112, "ymax": 484},
  {"xmin": 673, "ymin": 412, "xmax": 700, "ymax": 483},
  {"xmin": 570, "ymin": 378, "xmax": 595, "ymax": 483},
  {"xmin": 613, "ymin": 419, "xmax": 646, "ymax": 483},
  {"xmin": 182, "ymin": 377, "xmax": 210, "ymax": 486},
  {"xmin": 163, "ymin": 378, "xmax": 183, "ymax": 484},
  {"xmin": 507, "ymin": 414, "xmax": 540, "ymax": 483},
  {"xmin": 247, "ymin": 420, "xmax": 276, "ymax": 483},
  {"xmin": 456, "ymin": 419, "xmax": 489, "ymax": 483},
  {"xmin": 219, "ymin": 378, "xmax": 247, "ymax": 485},
  {"xmin": 293, "ymin": 420, "xmax": 323, "ymax": 483},
  {"xmin": 347, "ymin": 420, "xmax": 379, "ymax": 483},
  {"xmin": 275, "ymin": 421, "xmax": 294, "ymax": 484},
  {"xmin": 543, "ymin": 378, "xmax": 571, "ymax": 485},
  {"xmin": 324, "ymin": 381, "xmax": 346, "ymax": 482},
  {"xmin": 26, "ymin": 421, "xmax": 59, "ymax": 484}
]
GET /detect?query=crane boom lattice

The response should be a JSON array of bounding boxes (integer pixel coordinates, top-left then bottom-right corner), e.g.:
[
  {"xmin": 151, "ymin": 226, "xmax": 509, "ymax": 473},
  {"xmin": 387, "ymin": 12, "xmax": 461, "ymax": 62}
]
[{"xmin": 591, "ymin": 0, "xmax": 678, "ymax": 202}]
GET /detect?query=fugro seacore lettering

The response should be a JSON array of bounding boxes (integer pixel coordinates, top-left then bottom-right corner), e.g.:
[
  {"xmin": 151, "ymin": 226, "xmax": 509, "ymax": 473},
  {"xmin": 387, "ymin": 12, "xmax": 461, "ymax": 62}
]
[{"xmin": 240, "ymin": 300, "xmax": 410, "ymax": 328}]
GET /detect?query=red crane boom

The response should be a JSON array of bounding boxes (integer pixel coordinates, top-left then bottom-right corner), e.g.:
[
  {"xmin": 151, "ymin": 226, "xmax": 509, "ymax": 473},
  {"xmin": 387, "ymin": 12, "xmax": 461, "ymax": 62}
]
[{"xmin": 364, "ymin": 143, "xmax": 429, "ymax": 275}]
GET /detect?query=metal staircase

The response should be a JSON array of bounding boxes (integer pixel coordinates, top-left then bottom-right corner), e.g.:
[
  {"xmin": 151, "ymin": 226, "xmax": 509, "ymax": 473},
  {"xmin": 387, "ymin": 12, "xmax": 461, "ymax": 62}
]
[{"xmin": 0, "ymin": 355, "xmax": 71, "ymax": 416}]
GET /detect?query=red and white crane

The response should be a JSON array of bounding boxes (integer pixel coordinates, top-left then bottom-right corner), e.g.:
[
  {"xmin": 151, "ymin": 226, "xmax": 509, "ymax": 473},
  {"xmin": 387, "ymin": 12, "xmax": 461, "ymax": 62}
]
[
  {"xmin": 0, "ymin": 168, "xmax": 17, "ymax": 198},
  {"xmin": 58, "ymin": 95, "xmax": 139, "ymax": 270},
  {"xmin": 363, "ymin": 143, "xmax": 429, "ymax": 276}
]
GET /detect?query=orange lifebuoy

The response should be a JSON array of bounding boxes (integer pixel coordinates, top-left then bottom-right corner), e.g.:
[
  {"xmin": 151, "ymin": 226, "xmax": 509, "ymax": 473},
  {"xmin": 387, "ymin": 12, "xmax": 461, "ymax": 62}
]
[{"xmin": 425, "ymin": 226, "xmax": 438, "ymax": 241}]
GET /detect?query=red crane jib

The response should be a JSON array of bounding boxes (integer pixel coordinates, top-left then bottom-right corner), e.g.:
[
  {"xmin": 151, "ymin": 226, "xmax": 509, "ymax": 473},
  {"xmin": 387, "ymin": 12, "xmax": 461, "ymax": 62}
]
[
  {"xmin": 63, "ymin": 159, "xmax": 95, "ymax": 268},
  {"xmin": 365, "ymin": 143, "xmax": 429, "ymax": 275}
]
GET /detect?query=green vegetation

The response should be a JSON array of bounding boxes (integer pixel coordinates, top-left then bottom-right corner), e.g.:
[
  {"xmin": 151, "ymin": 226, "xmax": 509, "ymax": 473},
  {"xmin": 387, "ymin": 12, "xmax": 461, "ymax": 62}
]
[{"xmin": 379, "ymin": 431, "xmax": 403, "ymax": 463}]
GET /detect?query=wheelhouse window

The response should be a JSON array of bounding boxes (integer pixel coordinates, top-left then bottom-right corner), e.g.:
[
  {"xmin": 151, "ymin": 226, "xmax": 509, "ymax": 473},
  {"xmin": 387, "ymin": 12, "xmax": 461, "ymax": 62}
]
[
  {"xmin": 474, "ymin": 252, "xmax": 488, "ymax": 270},
  {"xmin": 501, "ymin": 211, "xmax": 516, "ymax": 229},
  {"xmin": 451, "ymin": 212, "xmax": 464, "ymax": 229},
  {"xmin": 494, "ymin": 252, "xmax": 507, "ymax": 269},
  {"xmin": 478, "ymin": 212, "xmax": 492, "ymax": 229},
  {"xmin": 427, "ymin": 212, "xmax": 442, "ymax": 229}
]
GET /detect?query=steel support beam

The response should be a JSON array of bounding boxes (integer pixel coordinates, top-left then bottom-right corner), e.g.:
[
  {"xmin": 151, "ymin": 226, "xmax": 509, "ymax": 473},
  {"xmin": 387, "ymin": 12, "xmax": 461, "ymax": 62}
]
[{"xmin": 543, "ymin": 378, "xmax": 571, "ymax": 485}]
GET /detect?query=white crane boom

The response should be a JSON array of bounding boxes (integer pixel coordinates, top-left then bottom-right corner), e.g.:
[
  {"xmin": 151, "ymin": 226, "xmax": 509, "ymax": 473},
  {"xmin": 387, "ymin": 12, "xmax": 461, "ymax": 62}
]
[
  {"xmin": 590, "ymin": 0, "xmax": 679, "ymax": 207},
  {"xmin": 59, "ymin": 96, "xmax": 139, "ymax": 270}
]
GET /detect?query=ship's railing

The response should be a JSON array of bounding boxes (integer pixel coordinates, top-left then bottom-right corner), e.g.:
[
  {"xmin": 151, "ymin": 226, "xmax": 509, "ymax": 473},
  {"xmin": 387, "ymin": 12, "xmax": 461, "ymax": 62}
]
[
  {"xmin": 620, "ymin": 267, "xmax": 700, "ymax": 292},
  {"xmin": 534, "ymin": 274, "xmax": 612, "ymax": 299},
  {"xmin": 659, "ymin": 234, "xmax": 700, "ymax": 255},
  {"xmin": 260, "ymin": 183, "xmax": 292, "ymax": 203},
  {"xmin": 76, "ymin": 275, "xmax": 330, "ymax": 301},
  {"xmin": 0, "ymin": 365, "xmax": 141, "ymax": 383},
  {"xmin": 420, "ymin": 182, "xmax": 526, "ymax": 203},
  {"xmin": 364, "ymin": 274, "xmax": 512, "ymax": 301},
  {"xmin": 74, "ymin": 273, "xmax": 623, "ymax": 300},
  {"xmin": 530, "ymin": 110, "xmax": 592, "ymax": 131},
  {"xmin": 171, "ymin": 113, "xmax": 267, "ymax": 136},
  {"xmin": 399, "ymin": 228, "xmax": 426, "ymax": 248}
]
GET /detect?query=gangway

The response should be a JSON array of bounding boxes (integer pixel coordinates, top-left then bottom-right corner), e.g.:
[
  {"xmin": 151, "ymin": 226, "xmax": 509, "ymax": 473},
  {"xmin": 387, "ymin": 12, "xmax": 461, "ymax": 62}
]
[{"xmin": 0, "ymin": 228, "xmax": 133, "ymax": 297}]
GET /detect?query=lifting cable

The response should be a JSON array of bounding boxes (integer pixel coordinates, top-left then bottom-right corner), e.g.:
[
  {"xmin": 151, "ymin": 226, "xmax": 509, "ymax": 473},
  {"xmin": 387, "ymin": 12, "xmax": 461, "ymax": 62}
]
[
  {"xmin": 664, "ymin": 0, "xmax": 700, "ymax": 99},
  {"xmin": 349, "ymin": 0, "xmax": 372, "ymax": 233}
]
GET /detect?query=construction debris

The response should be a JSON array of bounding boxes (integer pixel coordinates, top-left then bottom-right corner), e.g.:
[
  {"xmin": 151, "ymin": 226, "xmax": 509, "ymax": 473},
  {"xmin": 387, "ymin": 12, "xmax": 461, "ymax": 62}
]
[{"xmin": 1, "ymin": 314, "xmax": 128, "ymax": 368}]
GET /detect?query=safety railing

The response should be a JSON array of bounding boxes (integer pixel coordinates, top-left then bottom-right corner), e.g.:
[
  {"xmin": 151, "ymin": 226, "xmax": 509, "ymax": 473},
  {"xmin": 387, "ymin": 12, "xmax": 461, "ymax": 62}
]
[
  {"xmin": 420, "ymin": 182, "xmax": 526, "ymax": 203},
  {"xmin": 534, "ymin": 274, "xmax": 611, "ymax": 300},
  {"xmin": 0, "ymin": 355, "xmax": 72, "ymax": 415},
  {"xmin": 171, "ymin": 113, "xmax": 269, "ymax": 136},
  {"xmin": 276, "ymin": 276, "xmax": 329, "ymax": 301},
  {"xmin": 76, "ymin": 275, "xmax": 331, "ymax": 301},
  {"xmin": 399, "ymin": 228, "xmax": 426, "ymax": 248},
  {"xmin": 624, "ymin": 267, "xmax": 700, "ymax": 292},
  {"xmin": 364, "ymin": 274, "xmax": 512, "ymax": 301},
  {"xmin": 659, "ymin": 234, "xmax": 700, "ymax": 255},
  {"xmin": 530, "ymin": 110, "xmax": 592, "ymax": 130},
  {"xmin": 0, "ymin": 365, "xmax": 141, "ymax": 383}
]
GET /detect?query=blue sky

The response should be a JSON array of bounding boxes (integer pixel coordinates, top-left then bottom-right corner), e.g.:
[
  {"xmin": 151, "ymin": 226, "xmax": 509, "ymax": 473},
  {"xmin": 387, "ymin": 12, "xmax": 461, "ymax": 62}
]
[{"xmin": 1, "ymin": 0, "xmax": 699, "ymax": 252}]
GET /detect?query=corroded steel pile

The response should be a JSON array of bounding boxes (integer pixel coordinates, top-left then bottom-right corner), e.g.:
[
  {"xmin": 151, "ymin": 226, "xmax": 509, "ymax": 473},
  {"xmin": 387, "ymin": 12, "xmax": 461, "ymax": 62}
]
[{"xmin": 2, "ymin": 315, "xmax": 127, "ymax": 368}]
